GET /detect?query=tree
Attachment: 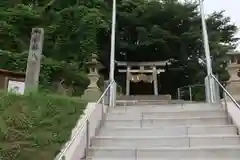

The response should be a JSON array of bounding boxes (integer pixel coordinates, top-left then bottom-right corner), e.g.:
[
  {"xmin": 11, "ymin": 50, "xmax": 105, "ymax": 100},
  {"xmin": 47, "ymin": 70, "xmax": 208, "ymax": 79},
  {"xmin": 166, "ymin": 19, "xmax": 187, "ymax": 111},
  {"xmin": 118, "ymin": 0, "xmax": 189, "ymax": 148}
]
[
  {"xmin": 0, "ymin": 0, "xmax": 238, "ymax": 97},
  {"xmin": 101, "ymin": 0, "xmax": 238, "ymax": 96},
  {"xmin": 0, "ymin": 0, "xmax": 110, "ymax": 94},
  {"xmin": 0, "ymin": 0, "xmax": 110, "ymax": 66}
]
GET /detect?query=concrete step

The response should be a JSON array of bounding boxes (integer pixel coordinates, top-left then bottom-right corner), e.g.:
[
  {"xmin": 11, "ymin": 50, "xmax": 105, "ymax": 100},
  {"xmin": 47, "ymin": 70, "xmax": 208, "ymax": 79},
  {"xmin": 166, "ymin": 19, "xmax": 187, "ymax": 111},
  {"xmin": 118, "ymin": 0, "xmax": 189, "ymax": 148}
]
[
  {"xmin": 106, "ymin": 110, "xmax": 226, "ymax": 120},
  {"xmin": 103, "ymin": 116, "xmax": 228, "ymax": 128},
  {"xmin": 136, "ymin": 159, "xmax": 240, "ymax": 160},
  {"xmin": 116, "ymin": 100, "xmax": 189, "ymax": 106},
  {"xmin": 92, "ymin": 135, "xmax": 240, "ymax": 148},
  {"xmin": 88, "ymin": 146, "xmax": 240, "ymax": 159},
  {"xmin": 87, "ymin": 158, "xmax": 240, "ymax": 160},
  {"xmin": 138, "ymin": 159, "xmax": 239, "ymax": 160},
  {"xmin": 116, "ymin": 100, "xmax": 170, "ymax": 106},
  {"xmin": 114, "ymin": 103, "xmax": 221, "ymax": 108},
  {"xmin": 99, "ymin": 125, "xmax": 238, "ymax": 137},
  {"xmin": 88, "ymin": 159, "xmax": 135, "ymax": 160},
  {"xmin": 110, "ymin": 105, "xmax": 223, "ymax": 113},
  {"xmin": 117, "ymin": 95, "xmax": 171, "ymax": 101}
]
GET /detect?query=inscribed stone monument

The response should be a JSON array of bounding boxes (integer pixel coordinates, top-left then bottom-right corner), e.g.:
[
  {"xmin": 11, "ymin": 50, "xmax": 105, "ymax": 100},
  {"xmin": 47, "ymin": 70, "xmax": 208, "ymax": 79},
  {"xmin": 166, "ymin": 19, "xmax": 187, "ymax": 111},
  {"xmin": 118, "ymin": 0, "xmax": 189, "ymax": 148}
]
[{"xmin": 25, "ymin": 28, "xmax": 44, "ymax": 93}]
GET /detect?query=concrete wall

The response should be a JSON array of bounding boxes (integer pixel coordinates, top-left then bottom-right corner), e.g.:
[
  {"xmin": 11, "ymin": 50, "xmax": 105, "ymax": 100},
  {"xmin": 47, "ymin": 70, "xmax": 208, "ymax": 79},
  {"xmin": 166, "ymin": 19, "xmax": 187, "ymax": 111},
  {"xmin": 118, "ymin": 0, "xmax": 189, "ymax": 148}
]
[
  {"xmin": 226, "ymin": 102, "xmax": 240, "ymax": 133},
  {"xmin": 55, "ymin": 102, "xmax": 109, "ymax": 160}
]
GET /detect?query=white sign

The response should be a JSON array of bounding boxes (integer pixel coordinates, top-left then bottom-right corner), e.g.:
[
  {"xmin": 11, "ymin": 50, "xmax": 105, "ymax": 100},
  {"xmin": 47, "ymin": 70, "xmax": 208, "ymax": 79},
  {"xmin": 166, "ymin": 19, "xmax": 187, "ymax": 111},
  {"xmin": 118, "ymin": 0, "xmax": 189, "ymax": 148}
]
[{"xmin": 7, "ymin": 80, "xmax": 25, "ymax": 95}]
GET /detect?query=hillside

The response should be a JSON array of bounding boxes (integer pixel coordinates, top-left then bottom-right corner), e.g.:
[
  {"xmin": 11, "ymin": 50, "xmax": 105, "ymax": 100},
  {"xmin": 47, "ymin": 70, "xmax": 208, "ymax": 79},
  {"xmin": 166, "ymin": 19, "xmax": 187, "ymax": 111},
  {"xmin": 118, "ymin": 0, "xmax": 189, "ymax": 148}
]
[{"xmin": 0, "ymin": 92, "xmax": 86, "ymax": 160}]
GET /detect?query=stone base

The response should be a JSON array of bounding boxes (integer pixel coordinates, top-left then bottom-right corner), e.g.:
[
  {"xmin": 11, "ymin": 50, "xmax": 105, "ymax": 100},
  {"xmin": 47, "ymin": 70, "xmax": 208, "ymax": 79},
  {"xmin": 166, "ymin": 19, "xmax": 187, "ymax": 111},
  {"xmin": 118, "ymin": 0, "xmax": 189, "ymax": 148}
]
[{"xmin": 81, "ymin": 87, "xmax": 102, "ymax": 102}]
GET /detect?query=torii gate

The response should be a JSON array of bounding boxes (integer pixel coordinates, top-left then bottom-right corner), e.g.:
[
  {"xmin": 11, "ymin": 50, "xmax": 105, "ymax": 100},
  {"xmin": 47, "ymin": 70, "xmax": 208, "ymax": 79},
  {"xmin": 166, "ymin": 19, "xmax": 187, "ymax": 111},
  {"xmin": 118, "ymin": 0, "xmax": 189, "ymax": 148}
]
[{"xmin": 116, "ymin": 61, "xmax": 170, "ymax": 96}]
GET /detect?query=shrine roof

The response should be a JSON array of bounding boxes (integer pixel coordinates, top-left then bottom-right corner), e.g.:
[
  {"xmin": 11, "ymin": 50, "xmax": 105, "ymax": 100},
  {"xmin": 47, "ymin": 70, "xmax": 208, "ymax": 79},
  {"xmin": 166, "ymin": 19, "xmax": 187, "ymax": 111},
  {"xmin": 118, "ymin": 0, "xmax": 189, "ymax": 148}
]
[
  {"xmin": 116, "ymin": 61, "xmax": 170, "ymax": 66},
  {"xmin": 227, "ymin": 51, "xmax": 240, "ymax": 55},
  {"xmin": 0, "ymin": 69, "xmax": 25, "ymax": 77}
]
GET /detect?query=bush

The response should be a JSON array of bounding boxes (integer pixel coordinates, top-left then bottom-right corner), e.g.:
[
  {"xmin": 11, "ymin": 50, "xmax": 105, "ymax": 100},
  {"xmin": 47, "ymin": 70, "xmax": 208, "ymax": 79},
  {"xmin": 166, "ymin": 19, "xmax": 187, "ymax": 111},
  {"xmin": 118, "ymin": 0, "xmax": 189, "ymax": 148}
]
[{"xmin": 0, "ymin": 92, "xmax": 86, "ymax": 160}]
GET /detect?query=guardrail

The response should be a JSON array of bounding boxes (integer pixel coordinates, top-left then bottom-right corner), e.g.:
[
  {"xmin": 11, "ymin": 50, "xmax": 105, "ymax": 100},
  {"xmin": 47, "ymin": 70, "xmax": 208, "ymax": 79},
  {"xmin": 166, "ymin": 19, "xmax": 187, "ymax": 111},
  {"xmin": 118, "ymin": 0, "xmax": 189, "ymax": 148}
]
[
  {"xmin": 210, "ymin": 74, "xmax": 240, "ymax": 109},
  {"xmin": 55, "ymin": 82, "xmax": 115, "ymax": 160},
  {"xmin": 116, "ymin": 83, "xmax": 123, "ymax": 95},
  {"xmin": 177, "ymin": 78, "xmax": 233, "ymax": 102},
  {"xmin": 177, "ymin": 84, "xmax": 205, "ymax": 101}
]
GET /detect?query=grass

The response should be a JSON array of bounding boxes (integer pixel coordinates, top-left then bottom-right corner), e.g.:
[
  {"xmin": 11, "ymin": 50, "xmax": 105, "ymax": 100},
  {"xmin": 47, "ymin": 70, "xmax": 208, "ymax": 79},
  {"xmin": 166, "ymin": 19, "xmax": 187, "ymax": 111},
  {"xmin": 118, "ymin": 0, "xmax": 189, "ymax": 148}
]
[{"xmin": 0, "ymin": 91, "xmax": 86, "ymax": 160}]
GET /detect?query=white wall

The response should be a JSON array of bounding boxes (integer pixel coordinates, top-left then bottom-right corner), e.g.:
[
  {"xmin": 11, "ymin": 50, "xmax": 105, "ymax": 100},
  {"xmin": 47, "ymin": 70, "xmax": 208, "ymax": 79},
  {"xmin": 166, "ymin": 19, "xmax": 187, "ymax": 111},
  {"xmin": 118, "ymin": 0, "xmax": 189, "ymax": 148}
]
[
  {"xmin": 55, "ymin": 102, "xmax": 107, "ymax": 160},
  {"xmin": 226, "ymin": 102, "xmax": 240, "ymax": 133}
]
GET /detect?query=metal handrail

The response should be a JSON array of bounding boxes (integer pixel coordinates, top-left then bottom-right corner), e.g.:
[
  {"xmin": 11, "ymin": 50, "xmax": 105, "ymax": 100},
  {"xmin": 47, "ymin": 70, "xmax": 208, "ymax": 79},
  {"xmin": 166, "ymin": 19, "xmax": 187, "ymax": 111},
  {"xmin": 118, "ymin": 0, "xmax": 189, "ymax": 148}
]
[
  {"xmin": 56, "ymin": 82, "xmax": 113, "ymax": 160},
  {"xmin": 210, "ymin": 73, "xmax": 240, "ymax": 110},
  {"xmin": 97, "ymin": 82, "xmax": 113, "ymax": 103}
]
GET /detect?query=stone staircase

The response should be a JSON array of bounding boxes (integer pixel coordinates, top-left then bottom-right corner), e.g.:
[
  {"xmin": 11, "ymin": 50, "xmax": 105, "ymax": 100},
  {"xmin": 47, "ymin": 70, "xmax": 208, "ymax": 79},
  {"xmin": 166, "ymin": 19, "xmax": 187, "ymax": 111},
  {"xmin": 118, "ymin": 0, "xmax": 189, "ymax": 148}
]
[{"xmin": 87, "ymin": 102, "xmax": 240, "ymax": 159}]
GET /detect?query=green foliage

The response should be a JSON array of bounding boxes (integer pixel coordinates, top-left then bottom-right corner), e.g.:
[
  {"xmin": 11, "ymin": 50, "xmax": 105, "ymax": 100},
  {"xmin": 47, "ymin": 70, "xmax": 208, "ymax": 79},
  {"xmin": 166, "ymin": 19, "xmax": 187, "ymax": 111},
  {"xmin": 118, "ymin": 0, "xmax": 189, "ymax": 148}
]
[
  {"xmin": 0, "ymin": 50, "xmax": 89, "ymax": 95},
  {"xmin": 0, "ymin": 92, "xmax": 86, "ymax": 160},
  {"xmin": 0, "ymin": 0, "xmax": 109, "ymax": 95},
  {"xmin": 0, "ymin": 0, "xmax": 238, "ymax": 97},
  {"xmin": 0, "ymin": 0, "xmax": 239, "ymax": 159},
  {"xmin": 112, "ymin": 0, "xmax": 238, "ymax": 96}
]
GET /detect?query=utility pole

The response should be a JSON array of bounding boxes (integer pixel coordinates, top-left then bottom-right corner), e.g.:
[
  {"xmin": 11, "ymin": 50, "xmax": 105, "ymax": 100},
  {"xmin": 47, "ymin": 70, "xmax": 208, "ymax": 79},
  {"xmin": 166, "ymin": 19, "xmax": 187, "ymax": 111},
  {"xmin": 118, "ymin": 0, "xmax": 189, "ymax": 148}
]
[
  {"xmin": 109, "ymin": 0, "xmax": 117, "ymax": 107},
  {"xmin": 25, "ymin": 28, "xmax": 44, "ymax": 93},
  {"xmin": 199, "ymin": 0, "xmax": 216, "ymax": 103}
]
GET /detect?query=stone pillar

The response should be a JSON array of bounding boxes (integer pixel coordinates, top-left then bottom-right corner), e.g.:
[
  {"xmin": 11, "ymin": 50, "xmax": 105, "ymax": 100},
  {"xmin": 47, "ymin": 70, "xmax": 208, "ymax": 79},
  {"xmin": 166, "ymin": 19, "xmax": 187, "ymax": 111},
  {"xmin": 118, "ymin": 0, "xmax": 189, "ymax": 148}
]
[
  {"xmin": 153, "ymin": 66, "xmax": 158, "ymax": 95},
  {"xmin": 81, "ymin": 54, "xmax": 102, "ymax": 102},
  {"xmin": 126, "ymin": 66, "xmax": 130, "ymax": 95},
  {"xmin": 25, "ymin": 28, "xmax": 44, "ymax": 93}
]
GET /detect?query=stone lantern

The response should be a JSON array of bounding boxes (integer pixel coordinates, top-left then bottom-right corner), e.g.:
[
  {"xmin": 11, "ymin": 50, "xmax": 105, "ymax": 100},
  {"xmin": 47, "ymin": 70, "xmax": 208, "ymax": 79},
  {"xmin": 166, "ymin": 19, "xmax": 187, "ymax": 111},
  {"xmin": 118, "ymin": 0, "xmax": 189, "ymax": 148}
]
[
  {"xmin": 81, "ymin": 54, "xmax": 102, "ymax": 101},
  {"xmin": 226, "ymin": 51, "xmax": 240, "ymax": 100}
]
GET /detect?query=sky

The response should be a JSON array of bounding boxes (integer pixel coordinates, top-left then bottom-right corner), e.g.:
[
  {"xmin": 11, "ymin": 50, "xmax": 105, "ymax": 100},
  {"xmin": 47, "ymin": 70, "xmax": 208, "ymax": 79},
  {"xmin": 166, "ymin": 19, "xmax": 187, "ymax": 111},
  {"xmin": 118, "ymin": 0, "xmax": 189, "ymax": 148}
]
[{"xmin": 203, "ymin": 0, "xmax": 240, "ymax": 50}]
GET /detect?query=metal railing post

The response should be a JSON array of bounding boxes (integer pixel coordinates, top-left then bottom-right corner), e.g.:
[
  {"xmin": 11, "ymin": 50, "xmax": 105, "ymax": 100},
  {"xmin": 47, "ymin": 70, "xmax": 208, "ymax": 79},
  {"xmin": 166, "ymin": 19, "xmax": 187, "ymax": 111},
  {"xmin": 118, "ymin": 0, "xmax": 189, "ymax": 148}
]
[
  {"xmin": 208, "ymin": 75, "xmax": 213, "ymax": 103},
  {"xmin": 109, "ymin": 82, "xmax": 116, "ymax": 108},
  {"xmin": 112, "ymin": 81, "xmax": 117, "ymax": 107},
  {"xmin": 101, "ymin": 98, "xmax": 105, "ymax": 125},
  {"xmin": 189, "ymin": 86, "xmax": 192, "ymax": 101},
  {"xmin": 177, "ymin": 88, "xmax": 181, "ymax": 100},
  {"xmin": 84, "ymin": 120, "xmax": 89, "ymax": 159},
  {"xmin": 223, "ymin": 91, "xmax": 231, "ymax": 124}
]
